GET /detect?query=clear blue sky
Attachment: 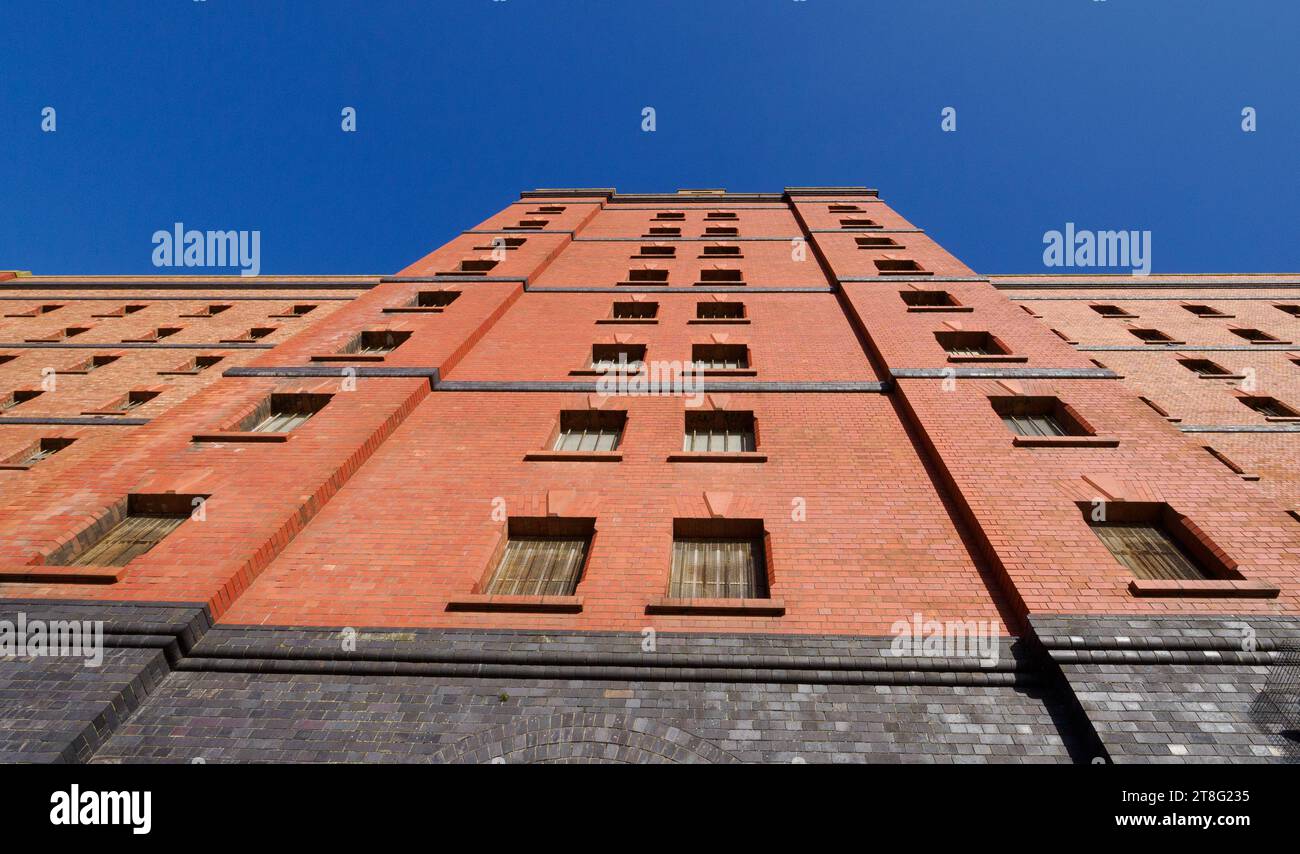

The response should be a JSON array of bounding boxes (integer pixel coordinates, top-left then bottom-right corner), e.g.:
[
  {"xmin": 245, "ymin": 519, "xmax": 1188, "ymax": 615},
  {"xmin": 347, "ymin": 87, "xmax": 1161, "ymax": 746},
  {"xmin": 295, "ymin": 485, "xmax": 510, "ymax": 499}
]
[{"xmin": 2, "ymin": 1, "xmax": 1296, "ymax": 276}]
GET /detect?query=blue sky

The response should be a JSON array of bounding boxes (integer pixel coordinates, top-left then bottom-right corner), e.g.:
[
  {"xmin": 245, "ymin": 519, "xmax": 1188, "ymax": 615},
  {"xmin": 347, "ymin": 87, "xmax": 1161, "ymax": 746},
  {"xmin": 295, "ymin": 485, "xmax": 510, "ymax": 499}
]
[{"xmin": 2, "ymin": 1, "xmax": 1296, "ymax": 276}]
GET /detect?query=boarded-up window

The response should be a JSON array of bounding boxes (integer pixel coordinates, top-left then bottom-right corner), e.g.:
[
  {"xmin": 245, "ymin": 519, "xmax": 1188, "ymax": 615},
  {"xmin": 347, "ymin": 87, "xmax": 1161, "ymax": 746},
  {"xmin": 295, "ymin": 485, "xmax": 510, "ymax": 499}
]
[
  {"xmin": 552, "ymin": 410, "xmax": 625, "ymax": 452},
  {"xmin": 1090, "ymin": 522, "xmax": 1210, "ymax": 581},
  {"xmin": 483, "ymin": 518, "xmax": 593, "ymax": 596},
  {"xmin": 683, "ymin": 410, "xmax": 755, "ymax": 452},
  {"xmin": 669, "ymin": 520, "xmax": 767, "ymax": 599}
]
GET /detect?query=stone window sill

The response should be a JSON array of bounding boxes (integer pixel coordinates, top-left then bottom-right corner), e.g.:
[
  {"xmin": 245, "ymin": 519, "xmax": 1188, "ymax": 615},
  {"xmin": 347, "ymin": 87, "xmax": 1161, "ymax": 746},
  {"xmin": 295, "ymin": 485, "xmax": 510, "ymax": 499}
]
[
  {"xmin": 666, "ymin": 452, "xmax": 767, "ymax": 463},
  {"xmin": 523, "ymin": 450, "xmax": 622, "ymax": 462},
  {"xmin": 192, "ymin": 431, "xmax": 291, "ymax": 443},
  {"xmin": 1128, "ymin": 579, "xmax": 1279, "ymax": 598},
  {"xmin": 1012, "ymin": 435, "xmax": 1120, "ymax": 448},
  {"xmin": 445, "ymin": 594, "xmax": 583, "ymax": 614},
  {"xmin": 645, "ymin": 597, "xmax": 785, "ymax": 616}
]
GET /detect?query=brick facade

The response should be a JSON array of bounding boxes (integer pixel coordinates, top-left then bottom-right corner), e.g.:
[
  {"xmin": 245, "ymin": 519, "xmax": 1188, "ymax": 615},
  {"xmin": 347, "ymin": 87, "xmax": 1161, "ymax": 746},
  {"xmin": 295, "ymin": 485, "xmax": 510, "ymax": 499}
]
[{"xmin": 2, "ymin": 189, "xmax": 1298, "ymax": 763}]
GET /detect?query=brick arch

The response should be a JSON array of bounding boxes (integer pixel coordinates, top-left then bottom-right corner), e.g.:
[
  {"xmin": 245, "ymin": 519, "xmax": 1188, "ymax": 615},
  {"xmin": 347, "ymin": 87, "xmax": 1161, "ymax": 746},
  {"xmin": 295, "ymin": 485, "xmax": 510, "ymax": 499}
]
[{"xmin": 432, "ymin": 714, "xmax": 741, "ymax": 764}]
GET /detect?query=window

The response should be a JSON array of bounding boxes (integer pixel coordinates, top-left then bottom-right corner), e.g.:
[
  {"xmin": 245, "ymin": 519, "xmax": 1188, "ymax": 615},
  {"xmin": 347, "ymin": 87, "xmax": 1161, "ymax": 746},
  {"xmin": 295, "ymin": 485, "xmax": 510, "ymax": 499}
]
[
  {"xmin": 635, "ymin": 245, "xmax": 676, "ymax": 258},
  {"xmin": 182, "ymin": 304, "xmax": 231, "ymax": 318},
  {"xmin": 1240, "ymin": 396, "xmax": 1299, "ymax": 418},
  {"xmin": 1179, "ymin": 358, "xmax": 1231, "ymax": 376},
  {"xmin": 1090, "ymin": 522, "xmax": 1209, "ymax": 581},
  {"xmin": 669, "ymin": 519, "xmax": 768, "ymax": 599},
  {"xmin": 829, "ymin": 204, "xmax": 863, "ymax": 212},
  {"xmin": 552, "ymin": 410, "xmax": 626, "ymax": 451},
  {"xmin": 611, "ymin": 301, "xmax": 658, "ymax": 320},
  {"xmin": 15, "ymin": 438, "xmax": 75, "ymax": 466},
  {"xmin": 347, "ymin": 330, "xmax": 411, "ymax": 354},
  {"xmin": 1274, "ymin": 304, "xmax": 1300, "ymax": 317},
  {"xmin": 203, "ymin": 304, "xmax": 230, "ymax": 315},
  {"xmin": 705, "ymin": 211, "xmax": 737, "ymax": 220},
  {"xmin": 1, "ymin": 390, "xmax": 41, "ymax": 411},
  {"xmin": 692, "ymin": 343, "xmax": 749, "ymax": 370},
  {"xmin": 117, "ymin": 391, "xmax": 159, "ymax": 412},
  {"xmin": 935, "ymin": 331, "xmax": 1009, "ymax": 357},
  {"xmin": 191, "ymin": 355, "xmax": 224, "ymax": 372},
  {"xmin": 414, "ymin": 291, "xmax": 460, "ymax": 308},
  {"xmin": 290, "ymin": 304, "xmax": 317, "ymax": 316},
  {"xmin": 506, "ymin": 219, "xmax": 548, "ymax": 230},
  {"xmin": 683, "ymin": 410, "xmax": 756, "ymax": 452},
  {"xmin": 654, "ymin": 211, "xmax": 685, "ymax": 220},
  {"xmin": 50, "ymin": 495, "xmax": 200, "ymax": 568},
  {"xmin": 220, "ymin": 327, "xmax": 274, "ymax": 343},
  {"xmin": 855, "ymin": 236, "xmax": 901, "ymax": 249},
  {"xmin": 874, "ymin": 259, "xmax": 928, "ymax": 275},
  {"xmin": 697, "ymin": 268, "xmax": 744, "ymax": 285},
  {"xmin": 625, "ymin": 268, "xmax": 669, "ymax": 284},
  {"xmin": 990, "ymin": 396, "xmax": 1088, "ymax": 437},
  {"xmin": 1089, "ymin": 304, "xmax": 1132, "ymax": 318},
  {"xmin": 703, "ymin": 226, "xmax": 739, "ymax": 237},
  {"xmin": 246, "ymin": 393, "xmax": 332, "ymax": 433},
  {"xmin": 126, "ymin": 326, "xmax": 179, "ymax": 342},
  {"xmin": 92, "ymin": 304, "xmax": 147, "ymax": 318},
  {"xmin": 591, "ymin": 343, "xmax": 646, "ymax": 371},
  {"xmin": 482, "ymin": 518, "xmax": 593, "ymax": 597},
  {"xmin": 696, "ymin": 301, "xmax": 745, "ymax": 320},
  {"xmin": 4, "ymin": 304, "xmax": 63, "ymax": 318},
  {"xmin": 530, "ymin": 206, "xmax": 566, "ymax": 214},
  {"xmin": 472, "ymin": 236, "xmax": 525, "ymax": 252},
  {"xmin": 700, "ymin": 245, "xmax": 742, "ymax": 257},
  {"xmin": 68, "ymin": 355, "xmax": 119, "ymax": 373},
  {"xmin": 1231, "ymin": 328, "xmax": 1281, "ymax": 343},
  {"xmin": 839, "ymin": 218, "xmax": 880, "ymax": 229},
  {"xmin": 900, "ymin": 290, "xmax": 959, "ymax": 308},
  {"xmin": 1183, "ymin": 304, "xmax": 1229, "ymax": 317},
  {"xmin": 445, "ymin": 259, "xmax": 497, "ymax": 275},
  {"xmin": 1129, "ymin": 328, "xmax": 1175, "ymax": 343},
  {"xmin": 645, "ymin": 226, "xmax": 681, "ymax": 237}
]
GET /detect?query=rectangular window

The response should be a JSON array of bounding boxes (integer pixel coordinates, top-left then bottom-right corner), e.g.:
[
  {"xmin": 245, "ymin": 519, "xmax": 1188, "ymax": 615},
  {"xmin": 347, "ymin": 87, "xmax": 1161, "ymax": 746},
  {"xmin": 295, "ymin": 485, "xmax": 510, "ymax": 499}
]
[
  {"xmin": 935, "ymin": 331, "xmax": 1008, "ymax": 356},
  {"xmin": 445, "ymin": 259, "xmax": 497, "ymax": 275},
  {"xmin": 839, "ymin": 218, "xmax": 880, "ymax": 229},
  {"xmin": 703, "ymin": 226, "xmax": 739, "ymax": 237},
  {"xmin": 829, "ymin": 204, "xmax": 863, "ymax": 212},
  {"xmin": 654, "ymin": 211, "xmax": 685, "ymax": 220},
  {"xmin": 683, "ymin": 410, "xmax": 756, "ymax": 452},
  {"xmin": 900, "ymin": 290, "xmax": 958, "ymax": 308},
  {"xmin": 990, "ymin": 396, "xmax": 1087, "ymax": 437},
  {"xmin": 645, "ymin": 226, "xmax": 681, "ymax": 237},
  {"xmin": 1089, "ymin": 522, "xmax": 1210, "ymax": 581},
  {"xmin": 415, "ymin": 291, "xmax": 460, "ymax": 308},
  {"xmin": 118, "ymin": 391, "xmax": 159, "ymax": 412},
  {"xmin": 506, "ymin": 219, "xmax": 549, "ymax": 230},
  {"xmin": 1179, "ymin": 358, "xmax": 1230, "ymax": 376},
  {"xmin": 669, "ymin": 520, "xmax": 768, "ymax": 599},
  {"xmin": 700, "ymin": 245, "xmax": 742, "ymax": 257},
  {"xmin": 483, "ymin": 518, "xmax": 593, "ymax": 597},
  {"xmin": 472, "ymin": 237, "xmax": 525, "ymax": 252},
  {"xmin": 855, "ymin": 236, "xmax": 900, "ymax": 248},
  {"xmin": 1232, "ymin": 328, "xmax": 1281, "ymax": 343},
  {"xmin": 530, "ymin": 206, "xmax": 566, "ymax": 214},
  {"xmin": 697, "ymin": 268, "xmax": 744, "ymax": 284},
  {"xmin": 247, "ymin": 393, "xmax": 332, "ymax": 433},
  {"xmin": 17, "ymin": 438, "xmax": 75, "ymax": 466},
  {"xmin": 874, "ymin": 259, "xmax": 927, "ymax": 275},
  {"xmin": 347, "ymin": 330, "xmax": 411, "ymax": 354},
  {"xmin": 51, "ymin": 494, "xmax": 202, "ymax": 568},
  {"xmin": 705, "ymin": 211, "xmax": 737, "ymax": 220},
  {"xmin": 1183, "ymin": 304, "xmax": 1228, "ymax": 317},
  {"xmin": 1, "ymin": 390, "xmax": 42, "ymax": 411},
  {"xmin": 552, "ymin": 410, "xmax": 626, "ymax": 451},
  {"xmin": 591, "ymin": 343, "xmax": 646, "ymax": 370},
  {"xmin": 611, "ymin": 301, "xmax": 658, "ymax": 319},
  {"xmin": 1274, "ymin": 304, "xmax": 1300, "ymax": 317},
  {"xmin": 1129, "ymin": 328, "xmax": 1174, "ymax": 343},
  {"xmin": 692, "ymin": 343, "xmax": 749, "ymax": 370},
  {"xmin": 1089, "ymin": 304, "xmax": 1132, "ymax": 317},
  {"xmin": 696, "ymin": 301, "xmax": 745, "ymax": 319},
  {"xmin": 635, "ymin": 245, "xmax": 676, "ymax": 257},
  {"xmin": 1240, "ymin": 396, "xmax": 1299, "ymax": 418},
  {"xmin": 625, "ymin": 268, "xmax": 669, "ymax": 284}
]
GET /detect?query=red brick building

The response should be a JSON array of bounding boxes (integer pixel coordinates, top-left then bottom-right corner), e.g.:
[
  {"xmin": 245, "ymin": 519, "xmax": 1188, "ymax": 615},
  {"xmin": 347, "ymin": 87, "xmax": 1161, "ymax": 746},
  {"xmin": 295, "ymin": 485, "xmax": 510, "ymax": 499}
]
[{"xmin": 2, "ymin": 188, "xmax": 1298, "ymax": 763}]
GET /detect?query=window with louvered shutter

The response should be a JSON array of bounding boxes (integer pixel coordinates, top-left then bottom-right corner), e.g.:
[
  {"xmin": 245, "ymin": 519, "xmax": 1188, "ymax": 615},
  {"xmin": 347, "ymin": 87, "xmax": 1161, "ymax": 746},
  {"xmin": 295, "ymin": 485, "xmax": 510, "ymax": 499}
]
[
  {"xmin": 669, "ymin": 537, "xmax": 767, "ymax": 599},
  {"xmin": 484, "ymin": 536, "xmax": 588, "ymax": 596},
  {"xmin": 1090, "ymin": 523, "xmax": 1210, "ymax": 581}
]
